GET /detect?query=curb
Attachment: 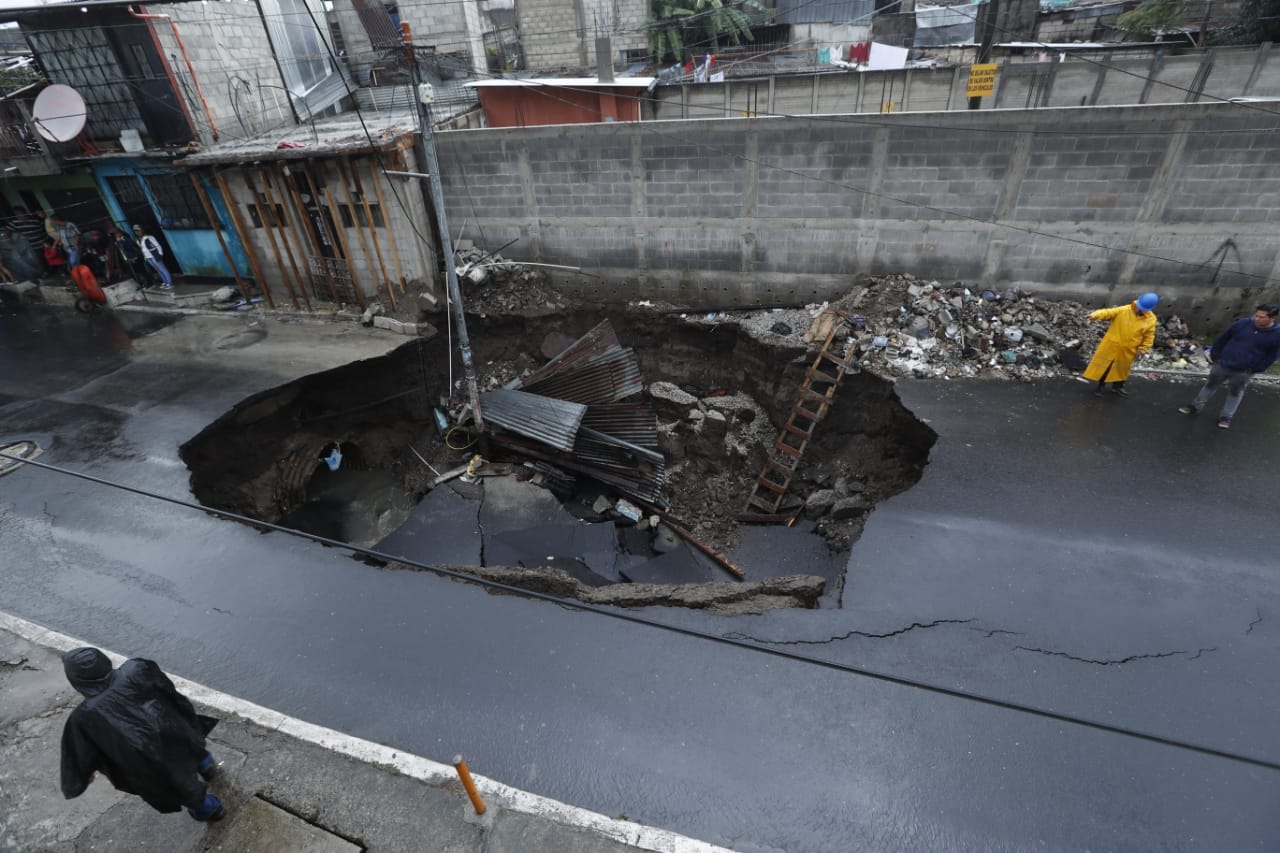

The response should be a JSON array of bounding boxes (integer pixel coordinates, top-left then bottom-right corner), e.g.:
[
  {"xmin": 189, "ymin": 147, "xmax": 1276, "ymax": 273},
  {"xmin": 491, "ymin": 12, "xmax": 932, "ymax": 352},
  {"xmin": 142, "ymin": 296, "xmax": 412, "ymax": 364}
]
[{"xmin": 0, "ymin": 610, "xmax": 734, "ymax": 853}]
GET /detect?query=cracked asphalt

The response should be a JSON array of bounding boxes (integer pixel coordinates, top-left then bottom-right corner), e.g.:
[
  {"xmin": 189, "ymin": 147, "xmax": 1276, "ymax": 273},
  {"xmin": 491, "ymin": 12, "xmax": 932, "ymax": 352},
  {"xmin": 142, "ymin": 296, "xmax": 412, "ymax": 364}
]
[{"xmin": 2, "ymin": 305, "xmax": 1279, "ymax": 851}]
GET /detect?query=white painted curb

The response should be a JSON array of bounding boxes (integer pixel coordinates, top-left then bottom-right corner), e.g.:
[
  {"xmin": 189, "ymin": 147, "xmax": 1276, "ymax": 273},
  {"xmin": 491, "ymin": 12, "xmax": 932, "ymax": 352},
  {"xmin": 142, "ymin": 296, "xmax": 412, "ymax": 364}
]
[{"xmin": 0, "ymin": 610, "xmax": 736, "ymax": 853}]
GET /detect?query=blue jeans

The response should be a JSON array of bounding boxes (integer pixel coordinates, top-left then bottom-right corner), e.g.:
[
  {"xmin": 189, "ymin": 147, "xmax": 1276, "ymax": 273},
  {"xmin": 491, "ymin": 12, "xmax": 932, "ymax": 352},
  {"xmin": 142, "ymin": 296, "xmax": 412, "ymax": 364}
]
[
  {"xmin": 67, "ymin": 246, "xmax": 81, "ymax": 268},
  {"xmin": 1191, "ymin": 364, "xmax": 1252, "ymax": 419},
  {"xmin": 146, "ymin": 257, "xmax": 172, "ymax": 286}
]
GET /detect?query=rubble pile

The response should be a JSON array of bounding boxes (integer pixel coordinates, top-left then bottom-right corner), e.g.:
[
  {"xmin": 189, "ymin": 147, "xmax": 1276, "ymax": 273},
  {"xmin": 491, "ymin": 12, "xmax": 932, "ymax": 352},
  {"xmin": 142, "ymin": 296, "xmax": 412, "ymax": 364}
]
[
  {"xmin": 704, "ymin": 274, "xmax": 1213, "ymax": 382},
  {"xmin": 455, "ymin": 243, "xmax": 570, "ymax": 315},
  {"xmin": 649, "ymin": 382, "xmax": 775, "ymax": 546}
]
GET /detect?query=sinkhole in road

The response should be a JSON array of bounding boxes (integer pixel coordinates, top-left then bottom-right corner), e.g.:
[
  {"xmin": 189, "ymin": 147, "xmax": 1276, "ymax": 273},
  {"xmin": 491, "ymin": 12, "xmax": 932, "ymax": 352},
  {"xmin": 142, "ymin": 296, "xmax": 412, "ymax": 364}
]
[{"xmin": 180, "ymin": 311, "xmax": 936, "ymax": 612}]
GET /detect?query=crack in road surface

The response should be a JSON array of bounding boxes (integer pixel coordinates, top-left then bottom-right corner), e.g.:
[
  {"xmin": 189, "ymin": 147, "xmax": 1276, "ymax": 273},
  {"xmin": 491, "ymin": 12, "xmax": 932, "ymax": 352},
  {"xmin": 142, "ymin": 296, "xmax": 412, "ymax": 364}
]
[
  {"xmin": 1246, "ymin": 608, "xmax": 1263, "ymax": 634},
  {"xmin": 725, "ymin": 618, "xmax": 975, "ymax": 646},
  {"xmin": 1014, "ymin": 645, "xmax": 1218, "ymax": 666}
]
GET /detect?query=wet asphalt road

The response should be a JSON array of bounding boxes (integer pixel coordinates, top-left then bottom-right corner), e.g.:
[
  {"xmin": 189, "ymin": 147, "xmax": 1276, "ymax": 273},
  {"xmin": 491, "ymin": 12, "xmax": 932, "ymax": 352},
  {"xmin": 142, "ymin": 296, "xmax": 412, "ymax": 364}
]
[{"xmin": 2, "ymin": 304, "xmax": 1278, "ymax": 852}]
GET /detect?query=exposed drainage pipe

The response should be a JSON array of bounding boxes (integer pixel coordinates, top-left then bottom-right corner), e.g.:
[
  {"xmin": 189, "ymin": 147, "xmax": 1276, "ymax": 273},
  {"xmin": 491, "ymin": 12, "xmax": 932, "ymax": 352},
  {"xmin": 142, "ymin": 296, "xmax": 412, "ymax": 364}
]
[{"xmin": 129, "ymin": 5, "xmax": 220, "ymax": 141}]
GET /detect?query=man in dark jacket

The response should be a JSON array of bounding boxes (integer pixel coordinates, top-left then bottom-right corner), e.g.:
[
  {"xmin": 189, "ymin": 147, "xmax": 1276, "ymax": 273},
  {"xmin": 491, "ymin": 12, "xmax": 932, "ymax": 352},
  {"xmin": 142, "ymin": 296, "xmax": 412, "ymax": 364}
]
[
  {"xmin": 60, "ymin": 647, "xmax": 224, "ymax": 821},
  {"xmin": 1179, "ymin": 304, "xmax": 1280, "ymax": 429}
]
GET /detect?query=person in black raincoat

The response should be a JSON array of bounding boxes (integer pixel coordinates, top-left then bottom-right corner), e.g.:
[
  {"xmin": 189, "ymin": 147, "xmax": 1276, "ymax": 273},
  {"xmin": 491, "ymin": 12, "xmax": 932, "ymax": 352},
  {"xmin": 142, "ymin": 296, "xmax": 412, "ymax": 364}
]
[{"xmin": 59, "ymin": 647, "xmax": 225, "ymax": 821}]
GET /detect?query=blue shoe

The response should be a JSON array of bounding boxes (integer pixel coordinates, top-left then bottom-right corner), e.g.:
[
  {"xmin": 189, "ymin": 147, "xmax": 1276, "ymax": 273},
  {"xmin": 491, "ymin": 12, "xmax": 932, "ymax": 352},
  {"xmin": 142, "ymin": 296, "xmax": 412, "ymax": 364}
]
[
  {"xmin": 198, "ymin": 752, "xmax": 218, "ymax": 781},
  {"xmin": 188, "ymin": 793, "xmax": 225, "ymax": 822}
]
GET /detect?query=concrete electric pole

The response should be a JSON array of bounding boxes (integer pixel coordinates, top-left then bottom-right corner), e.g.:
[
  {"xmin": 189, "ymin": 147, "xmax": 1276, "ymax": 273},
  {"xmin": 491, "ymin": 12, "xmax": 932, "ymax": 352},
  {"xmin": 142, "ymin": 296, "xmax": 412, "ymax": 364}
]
[{"xmin": 402, "ymin": 22, "xmax": 483, "ymax": 429}]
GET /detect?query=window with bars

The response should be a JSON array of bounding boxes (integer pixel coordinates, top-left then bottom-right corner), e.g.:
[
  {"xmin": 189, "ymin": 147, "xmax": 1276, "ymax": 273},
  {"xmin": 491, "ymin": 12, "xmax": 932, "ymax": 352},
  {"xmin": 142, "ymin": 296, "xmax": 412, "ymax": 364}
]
[
  {"xmin": 247, "ymin": 203, "xmax": 287, "ymax": 228},
  {"xmin": 337, "ymin": 203, "xmax": 385, "ymax": 228},
  {"xmin": 145, "ymin": 173, "xmax": 210, "ymax": 230}
]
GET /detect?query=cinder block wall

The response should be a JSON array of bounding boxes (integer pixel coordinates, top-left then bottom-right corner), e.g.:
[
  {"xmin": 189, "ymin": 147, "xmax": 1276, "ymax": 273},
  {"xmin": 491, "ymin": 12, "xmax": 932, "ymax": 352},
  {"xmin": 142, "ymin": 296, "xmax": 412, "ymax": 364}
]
[
  {"xmin": 158, "ymin": 4, "xmax": 297, "ymax": 145},
  {"xmin": 515, "ymin": 0, "xmax": 586, "ymax": 69},
  {"xmin": 650, "ymin": 46, "xmax": 1280, "ymax": 120},
  {"xmin": 436, "ymin": 101, "xmax": 1280, "ymax": 327}
]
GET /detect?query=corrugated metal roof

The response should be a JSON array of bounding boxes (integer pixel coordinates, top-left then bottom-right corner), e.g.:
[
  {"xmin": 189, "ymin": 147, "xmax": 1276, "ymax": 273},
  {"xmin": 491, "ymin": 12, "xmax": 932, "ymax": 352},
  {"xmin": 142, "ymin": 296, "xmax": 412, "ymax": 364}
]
[
  {"xmin": 481, "ymin": 388, "xmax": 586, "ymax": 452},
  {"xmin": 524, "ymin": 348, "xmax": 642, "ymax": 405},
  {"xmin": 509, "ymin": 319, "xmax": 620, "ymax": 390},
  {"xmin": 582, "ymin": 403, "xmax": 659, "ymax": 449}
]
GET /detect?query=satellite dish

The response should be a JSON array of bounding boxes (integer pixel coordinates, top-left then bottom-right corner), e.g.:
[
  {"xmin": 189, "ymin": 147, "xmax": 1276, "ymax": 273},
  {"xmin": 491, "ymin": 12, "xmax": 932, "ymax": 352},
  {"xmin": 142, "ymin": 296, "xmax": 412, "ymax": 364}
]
[{"xmin": 32, "ymin": 85, "xmax": 87, "ymax": 143}]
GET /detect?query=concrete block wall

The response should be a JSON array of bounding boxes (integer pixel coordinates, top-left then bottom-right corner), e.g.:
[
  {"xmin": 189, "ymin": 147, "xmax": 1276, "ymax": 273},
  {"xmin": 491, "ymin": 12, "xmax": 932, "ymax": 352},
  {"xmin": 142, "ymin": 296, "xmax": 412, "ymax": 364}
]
[
  {"xmin": 214, "ymin": 151, "xmax": 438, "ymax": 308},
  {"xmin": 515, "ymin": 0, "xmax": 586, "ymax": 69},
  {"xmin": 648, "ymin": 46, "xmax": 1280, "ymax": 122},
  {"xmin": 435, "ymin": 101, "xmax": 1280, "ymax": 326},
  {"xmin": 159, "ymin": 4, "xmax": 296, "ymax": 145}
]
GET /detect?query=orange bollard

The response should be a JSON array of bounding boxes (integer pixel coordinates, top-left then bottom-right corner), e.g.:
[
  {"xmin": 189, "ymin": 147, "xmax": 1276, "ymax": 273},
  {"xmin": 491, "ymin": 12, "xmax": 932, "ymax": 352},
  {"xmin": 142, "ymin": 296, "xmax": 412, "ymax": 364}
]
[{"xmin": 452, "ymin": 755, "xmax": 486, "ymax": 815}]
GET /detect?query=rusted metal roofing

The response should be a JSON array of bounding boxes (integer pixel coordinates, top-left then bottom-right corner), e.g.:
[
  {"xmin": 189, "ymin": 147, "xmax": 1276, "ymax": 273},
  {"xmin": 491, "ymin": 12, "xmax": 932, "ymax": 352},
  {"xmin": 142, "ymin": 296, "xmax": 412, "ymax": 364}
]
[
  {"xmin": 481, "ymin": 388, "xmax": 586, "ymax": 452},
  {"xmin": 487, "ymin": 320, "xmax": 666, "ymax": 505},
  {"xmin": 508, "ymin": 319, "xmax": 621, "ymax": 390},
  {"xmin": 524, "ymin": 348, "xmax": 642, "ymax": 404}
]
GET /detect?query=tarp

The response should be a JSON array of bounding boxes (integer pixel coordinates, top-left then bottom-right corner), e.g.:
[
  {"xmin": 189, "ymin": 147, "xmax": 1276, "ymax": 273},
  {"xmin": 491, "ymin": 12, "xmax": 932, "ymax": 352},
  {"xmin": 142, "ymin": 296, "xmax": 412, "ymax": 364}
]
[{"xmin": 914, "ymin": 4, "xmax": 977, "ymax": 47}]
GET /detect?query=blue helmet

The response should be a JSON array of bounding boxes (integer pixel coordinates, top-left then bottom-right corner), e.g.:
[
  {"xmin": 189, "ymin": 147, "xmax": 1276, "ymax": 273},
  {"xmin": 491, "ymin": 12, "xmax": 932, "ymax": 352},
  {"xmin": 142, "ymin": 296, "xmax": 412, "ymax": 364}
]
[{"xmin": 1136, "ymin": 292, "xmax": 1159, "ymax": 311}]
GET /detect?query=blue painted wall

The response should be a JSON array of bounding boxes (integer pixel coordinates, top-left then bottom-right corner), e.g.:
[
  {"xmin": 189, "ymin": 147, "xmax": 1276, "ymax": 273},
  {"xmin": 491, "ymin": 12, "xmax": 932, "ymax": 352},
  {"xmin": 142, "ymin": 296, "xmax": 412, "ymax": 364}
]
[{"xmin": 90, "ymin": 161, "xmax": 250, "ymax": 279}]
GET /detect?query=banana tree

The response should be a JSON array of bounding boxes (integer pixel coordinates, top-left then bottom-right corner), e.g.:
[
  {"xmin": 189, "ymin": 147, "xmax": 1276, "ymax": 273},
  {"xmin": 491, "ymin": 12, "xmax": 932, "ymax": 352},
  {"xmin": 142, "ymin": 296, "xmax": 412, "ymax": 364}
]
[{"xmin": 648, "ymin": 0, "xmax": 769, "ymax": 65}]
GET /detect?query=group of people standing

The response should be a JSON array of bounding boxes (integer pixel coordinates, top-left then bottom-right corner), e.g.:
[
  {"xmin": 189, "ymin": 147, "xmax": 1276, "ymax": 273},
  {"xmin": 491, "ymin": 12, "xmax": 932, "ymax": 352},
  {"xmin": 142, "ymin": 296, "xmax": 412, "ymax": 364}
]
[
  {"xmin": 1083, "ymin": 292, "xmax": 1280, "ymax": 429},
  {"xmin": 1, "ymin": 209, "xmax": 174, "ymax": 289}
]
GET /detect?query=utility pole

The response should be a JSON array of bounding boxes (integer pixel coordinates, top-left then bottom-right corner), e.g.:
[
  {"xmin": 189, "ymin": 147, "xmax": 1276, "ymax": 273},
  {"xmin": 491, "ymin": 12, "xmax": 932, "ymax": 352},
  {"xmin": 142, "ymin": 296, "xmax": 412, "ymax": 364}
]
[
  {"xmin": 968, "ymin": 0, "xmax": 999, "ymax": 110},
  {"xmin": 402, "ymin": 22, "xmax": 483, "ymax": 429}
]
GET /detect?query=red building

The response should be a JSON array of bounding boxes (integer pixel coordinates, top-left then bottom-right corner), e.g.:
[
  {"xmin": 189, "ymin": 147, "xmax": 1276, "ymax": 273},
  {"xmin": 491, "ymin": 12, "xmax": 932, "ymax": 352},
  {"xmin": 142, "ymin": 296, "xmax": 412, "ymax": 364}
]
[{"xmin": 466, "ymin": 78, "xmax": 654, "ymax": 128}]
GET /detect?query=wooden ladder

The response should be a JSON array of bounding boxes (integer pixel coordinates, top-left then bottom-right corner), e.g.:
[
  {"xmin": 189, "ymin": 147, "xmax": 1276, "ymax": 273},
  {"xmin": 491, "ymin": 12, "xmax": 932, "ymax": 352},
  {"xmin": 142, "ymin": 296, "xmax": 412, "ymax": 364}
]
[{"xmin": 741, "ymin": 312, "xmax": 854, "ymax": 522}]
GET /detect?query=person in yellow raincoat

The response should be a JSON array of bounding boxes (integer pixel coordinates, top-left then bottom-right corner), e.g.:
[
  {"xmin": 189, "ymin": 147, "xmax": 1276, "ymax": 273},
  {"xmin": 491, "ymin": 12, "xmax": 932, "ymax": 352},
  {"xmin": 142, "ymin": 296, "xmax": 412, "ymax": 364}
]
[{"xmin": 1083, "ymin": 292, "xmax": 1159, "ymax": 396}]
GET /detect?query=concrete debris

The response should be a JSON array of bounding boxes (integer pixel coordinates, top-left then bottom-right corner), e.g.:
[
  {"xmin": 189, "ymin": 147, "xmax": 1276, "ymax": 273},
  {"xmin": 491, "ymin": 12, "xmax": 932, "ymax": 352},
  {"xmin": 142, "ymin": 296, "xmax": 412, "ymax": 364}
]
[
  {"xmin": 455, "ymin": 244, "xmax": 570, "ymax": 316},
  {"xmin": 427, "ymin": 563, "xmax": 825, "ymax": 614},
  {"xmin": 361, "ymin": 301, "xmax": 385, "ymax": 325},
  {"xmin": 615, "ymin": 499, "xmax": 643, "ymax": 523},
  {"xmin": 373, "ymin": 313, "xmax": 435, "ymax": 338},
  {"xmin": 693, "ymin": 273, "xmax": 1219, "ymax": 383}
]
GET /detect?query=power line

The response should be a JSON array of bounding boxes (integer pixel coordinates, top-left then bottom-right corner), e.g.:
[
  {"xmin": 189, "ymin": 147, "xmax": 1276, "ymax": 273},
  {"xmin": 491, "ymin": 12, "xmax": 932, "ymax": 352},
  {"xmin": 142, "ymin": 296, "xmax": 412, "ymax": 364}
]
[{"xmin": 3, "ymin": 448, "xmax": 1278, "ymax": 773}]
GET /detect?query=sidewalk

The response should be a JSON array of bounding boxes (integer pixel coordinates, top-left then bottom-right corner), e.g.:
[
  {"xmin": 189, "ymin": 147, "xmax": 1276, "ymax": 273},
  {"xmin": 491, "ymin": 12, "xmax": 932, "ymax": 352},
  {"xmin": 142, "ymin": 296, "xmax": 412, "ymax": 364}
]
[{"xmin": 0, "ymin": 614, "xmax": 731, "ymax": 853}]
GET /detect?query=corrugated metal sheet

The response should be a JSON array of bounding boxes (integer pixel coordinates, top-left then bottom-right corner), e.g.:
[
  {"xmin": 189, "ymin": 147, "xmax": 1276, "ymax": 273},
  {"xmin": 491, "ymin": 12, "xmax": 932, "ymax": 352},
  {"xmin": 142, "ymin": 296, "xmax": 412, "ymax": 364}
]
[
  {"xmin": 775, "ymin": 0, "xmax": 876, "ymax": 25},
  {"xmin": 481, "ymin": 388, "xmax": 586, "ymax": 452},
  {"xmin": 488, "ymin": 320, "xmax": 665, "ymax": 505},
  {"xmin": 524, "ymin": 348, "xmax": 642, "ymax": 404},
  {"xmin": 582, "ymin": 403, "xmax": 659, "ymax": 449},
  {"xmin": 509, "ymin": 320, "xmax": 621, "ymax": 390}
]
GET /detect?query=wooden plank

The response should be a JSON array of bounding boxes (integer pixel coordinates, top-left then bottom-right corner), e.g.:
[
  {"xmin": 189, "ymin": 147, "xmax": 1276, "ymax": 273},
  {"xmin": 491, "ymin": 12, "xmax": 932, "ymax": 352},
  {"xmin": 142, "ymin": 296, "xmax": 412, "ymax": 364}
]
[
  {"xmin": 244, "ymin": 172, "xmax": 300, "ymax": 309},
  {"xmin": 252, "ymin": 168, "xmax": 311, "ymax": 311},
  {"xmin": 367, "ymin": 158, "xmax": 408, "ymax": 295},
  {"xmin": 338, "ymin": 157, "xmax": 395, "ymax": 312},
  {"xmin": 188, "ymin": 171, "xmax": 255, "ymax": 303},
  {"xmin": 203, "ymin": 171, "xmax": 271, "ymax": 307},
  {"xmin": 345, "ymin": 157, "xmax": 396, "ymax": 310}
]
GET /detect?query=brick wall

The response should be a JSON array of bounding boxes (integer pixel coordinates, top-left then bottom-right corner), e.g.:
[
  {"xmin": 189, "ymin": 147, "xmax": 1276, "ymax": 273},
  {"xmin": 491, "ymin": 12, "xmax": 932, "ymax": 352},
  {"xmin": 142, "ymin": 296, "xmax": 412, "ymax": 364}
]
[{"xmin": 436, "ymin": 101, "xmax": 1280, "ymax": 326}]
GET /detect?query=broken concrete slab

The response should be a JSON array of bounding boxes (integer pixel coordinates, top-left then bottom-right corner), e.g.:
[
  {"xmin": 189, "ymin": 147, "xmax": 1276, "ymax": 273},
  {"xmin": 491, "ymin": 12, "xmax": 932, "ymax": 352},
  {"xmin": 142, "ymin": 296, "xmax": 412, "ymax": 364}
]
[
  {"xmin": 830, "ymin": 496, "xmax": 871, "ymax": 519},
  {"xmin": 421, "ymin": 564, "xmax": 825, "ymax": 612},
  {"xmin": 374, "ymin": 485, "xmax": 483, "ymax": 566}
]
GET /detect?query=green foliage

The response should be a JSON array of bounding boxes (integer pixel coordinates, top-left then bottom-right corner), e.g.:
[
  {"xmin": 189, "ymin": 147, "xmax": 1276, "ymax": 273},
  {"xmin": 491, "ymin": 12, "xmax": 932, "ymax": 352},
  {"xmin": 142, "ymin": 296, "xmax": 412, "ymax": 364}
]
[
  {"xmin": 648, "ymin": 0, "xmax": 769, "ymax": 65},
  {"xmin": 0, "ymin": 65, "xmax": 39, "ymax": 99},
  {"xmin": 1115, "ymin": 0, "xmax": 1184, "ymax": 37}
]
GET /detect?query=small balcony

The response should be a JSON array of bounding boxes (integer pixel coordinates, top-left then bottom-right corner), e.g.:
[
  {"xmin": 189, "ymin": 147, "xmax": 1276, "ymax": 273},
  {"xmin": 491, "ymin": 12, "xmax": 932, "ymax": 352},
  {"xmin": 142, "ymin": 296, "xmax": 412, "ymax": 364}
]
[{"xmin": 0, "ymin": 89, "xmax": 61, "ymax": 177}]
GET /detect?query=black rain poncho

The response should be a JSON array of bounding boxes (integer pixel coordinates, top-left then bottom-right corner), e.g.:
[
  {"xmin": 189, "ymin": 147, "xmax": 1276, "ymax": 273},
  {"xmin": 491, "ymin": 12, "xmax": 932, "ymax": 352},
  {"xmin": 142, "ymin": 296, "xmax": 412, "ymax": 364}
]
[{"xmin": 60, "ymin": 655, "xmax": 217, "ymax": 813}]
